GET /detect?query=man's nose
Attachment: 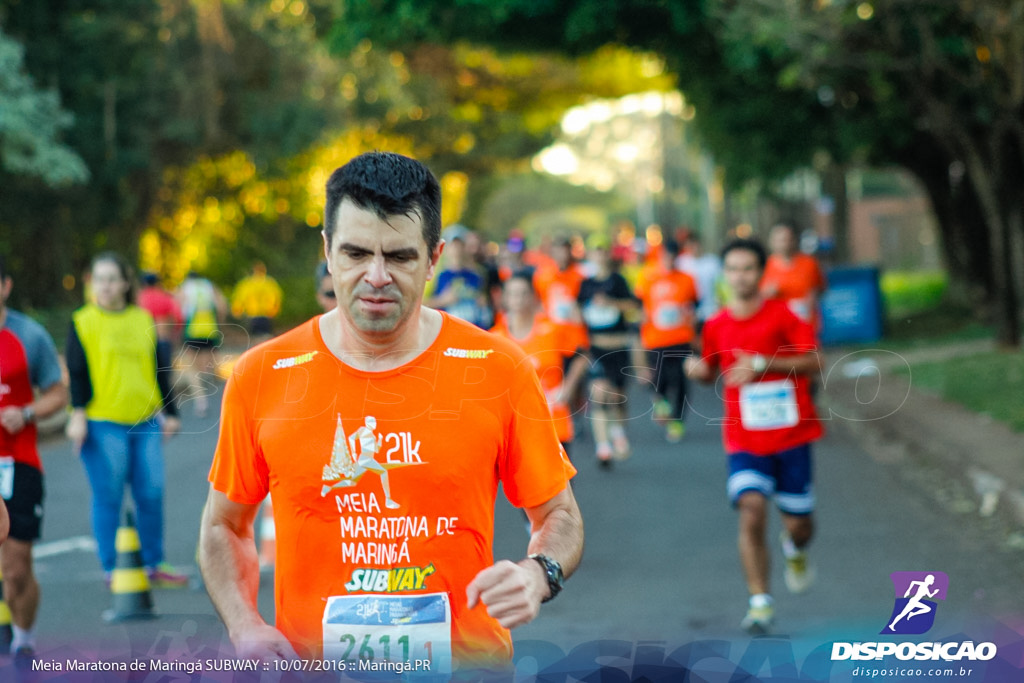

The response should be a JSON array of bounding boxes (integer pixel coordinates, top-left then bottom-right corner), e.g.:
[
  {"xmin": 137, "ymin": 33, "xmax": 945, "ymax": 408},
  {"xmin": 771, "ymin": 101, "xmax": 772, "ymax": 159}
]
[{"xmin": 364, "ymin": 255, "xmax": 393, "ymax": 288}]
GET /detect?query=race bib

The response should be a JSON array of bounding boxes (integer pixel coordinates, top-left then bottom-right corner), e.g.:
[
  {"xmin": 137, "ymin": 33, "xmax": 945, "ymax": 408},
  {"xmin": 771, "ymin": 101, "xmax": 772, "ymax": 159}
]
[
  {"xmin": 653, "ymin": 303, "xmax": 687, "ymax": 330},
  {"xmin": 739, "ymin": 380, "xmax": 800, "ymax": 431},
  {"xmin": 323, "ymin": 593, "xmax": 452, "ymax": 674},
  {"xmin": 0, "ymin": 457, "xmax": 14, "ymax": 500},
  {"xmin": 551, "ymin": 297, "xmax": 575, "ymax": 323},
  {"xmin": 583, "ymin": 303, "xmax": 619, "ymax": 330}
]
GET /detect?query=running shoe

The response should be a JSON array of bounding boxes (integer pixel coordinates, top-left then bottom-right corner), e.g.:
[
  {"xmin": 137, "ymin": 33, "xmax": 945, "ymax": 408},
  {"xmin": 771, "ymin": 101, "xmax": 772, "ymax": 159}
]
[
  {"xmin": 652, "ymin": 399, "xmax": 672, "ymax": 424},
  {"xmin": 740, "ymin": 603, "xmax": 774, "ymax": 635},
  {"xmin": 781, "ymin": 533, "xmax": 815, "ymax": 593},
  {"xmin": 666, "ymin": 420, "xmax": 686, "ymax": 443},
  {"xmin": 596, "ymin": 442, "xmax": 613, "ymax": 469},
  {"xmin": 148, "ymin": 562, "xmax": 189, "ymax": 588}
]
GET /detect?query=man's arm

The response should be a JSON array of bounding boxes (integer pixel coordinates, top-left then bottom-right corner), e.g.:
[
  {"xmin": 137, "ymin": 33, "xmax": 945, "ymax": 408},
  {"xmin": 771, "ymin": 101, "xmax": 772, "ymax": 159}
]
[
  {"xmin": 199, "ymin": 488, "xmax": 297, "ymax": 660},
  {"xmin": 727, "ymin": 350, "xmax": 822, "ymax": 387},
  {"xmin": 466, "ymin": 485, "xmax": 583, "ymax": 629},
  {"xmin": 0, "ymin": 381, "xmax": 67, "ymax": 436}
]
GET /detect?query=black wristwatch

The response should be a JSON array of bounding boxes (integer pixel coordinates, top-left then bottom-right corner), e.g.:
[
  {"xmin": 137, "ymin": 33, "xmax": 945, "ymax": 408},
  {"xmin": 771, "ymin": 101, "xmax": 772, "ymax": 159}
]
[
  {"xmin": 528, "ymin": 553, "xmax": 564, "ymax": 603},
  {"xmin": 21, "ymin": 406, "xmax": 35, "ymax": 424}
]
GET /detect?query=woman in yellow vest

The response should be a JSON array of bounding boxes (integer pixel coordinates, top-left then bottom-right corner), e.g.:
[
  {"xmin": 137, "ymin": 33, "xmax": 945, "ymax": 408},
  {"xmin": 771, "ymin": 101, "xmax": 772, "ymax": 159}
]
[{"xmin": 64, "ymin": 252, "xmax": 188, "ymax": 588}]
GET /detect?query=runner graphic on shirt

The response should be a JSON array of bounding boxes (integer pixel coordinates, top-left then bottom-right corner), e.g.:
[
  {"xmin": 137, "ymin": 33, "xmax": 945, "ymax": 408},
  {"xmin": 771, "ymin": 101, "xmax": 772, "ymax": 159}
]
[{"xmin": 321, "ymin": 415, "xmax": 414, "ymax": 509}]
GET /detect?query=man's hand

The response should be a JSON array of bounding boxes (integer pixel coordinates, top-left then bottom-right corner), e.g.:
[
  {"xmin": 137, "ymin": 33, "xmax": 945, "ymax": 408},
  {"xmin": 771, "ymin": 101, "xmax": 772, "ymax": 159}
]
[
  {"xmin": 162, "ymin": 416, "xmax": 181, "ymax": 440},
  {"xmin": 725, "ymin": 352, "xmax": 760, "ymax": 387},
  {"xmin": 232, "ymin": 623, "xmax": 300, "ymax": 663},
  {"xmin": 684, "ymin": 356, "xmax": 711, "ymax": 382},
  {"xmin": 66, "ymin": 410, "xmax": 88, "ymax": 453},
  {"xmin": 0, "ymin": 407, "xmax": 26, "ymax": 435},
  {"xmin": 466, "ymin": 559, "xmax": 548, "ymax": 629}
]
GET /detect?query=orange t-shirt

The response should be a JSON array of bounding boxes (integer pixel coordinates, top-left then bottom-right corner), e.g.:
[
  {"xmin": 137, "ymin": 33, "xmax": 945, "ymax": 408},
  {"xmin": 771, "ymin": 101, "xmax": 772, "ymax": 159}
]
[
  {"xmin": 761, "ymin": 254, "xmax": 826, "ymax": 324},
  {"xmin": 209, "ymin": 314, "xmax": 576, "ymax": 669},
  {"xmin": 532, "ymin": 265, "xmax": 588, "ymax": 352},
  {"xmin": 490, "ymin": 314, "xmax": 586, "ymax": 443},
  {"xmin": 636, "ymin": 269, "xmax": 699, "ymax": 349}
]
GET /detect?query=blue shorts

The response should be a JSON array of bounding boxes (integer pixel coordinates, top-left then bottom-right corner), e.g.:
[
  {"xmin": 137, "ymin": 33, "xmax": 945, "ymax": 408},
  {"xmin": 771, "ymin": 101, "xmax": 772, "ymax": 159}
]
[{"xmin": 727, "ymin": 444, "xmax": 814, "ymax": 515}]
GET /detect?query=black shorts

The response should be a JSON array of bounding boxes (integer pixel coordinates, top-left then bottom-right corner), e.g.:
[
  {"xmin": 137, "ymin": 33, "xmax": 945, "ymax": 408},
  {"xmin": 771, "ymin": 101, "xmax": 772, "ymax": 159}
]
[
  {"xmin": 3, "ymin": 463, "xmax": 44, "ymax": 542},
  {"xmin": 249, "ymin": 316, "xmax": 274, "ymax": 337},
  {"xmin": 588, "ymin": 346, "xmax": 632, "ymax": 389}
]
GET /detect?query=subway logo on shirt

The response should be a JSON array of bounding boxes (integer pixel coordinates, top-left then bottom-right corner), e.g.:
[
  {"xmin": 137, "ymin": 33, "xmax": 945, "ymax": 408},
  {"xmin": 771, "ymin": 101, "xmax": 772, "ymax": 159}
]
[{"xmin": 344, "ymin": 564, "xmax": 437, "ymax": 593}]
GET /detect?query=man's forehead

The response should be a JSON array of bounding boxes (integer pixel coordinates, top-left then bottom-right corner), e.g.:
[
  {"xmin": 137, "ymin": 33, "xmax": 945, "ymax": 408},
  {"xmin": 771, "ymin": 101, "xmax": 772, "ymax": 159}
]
[{"xmin": 333, "ymin": 201, "xmax": 426, "ymax": 249}]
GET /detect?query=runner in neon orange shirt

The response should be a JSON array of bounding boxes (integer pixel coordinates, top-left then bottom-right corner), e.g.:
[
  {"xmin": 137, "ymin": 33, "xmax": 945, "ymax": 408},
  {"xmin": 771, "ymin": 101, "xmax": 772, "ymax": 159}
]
[
  {"xmin": 492, "ymin": 272, "xmax": 589, "ymax": 452},
  {"xmin": 635, "ymin": 240, "xmax": 699, "ymax": 442},
  {"xmin": 760, "ymin": 221, "xmax": 826, "ymax": 326},
  {"xmin": 199, "ymin": 152, "xmax": 582, "ymax": 675}
]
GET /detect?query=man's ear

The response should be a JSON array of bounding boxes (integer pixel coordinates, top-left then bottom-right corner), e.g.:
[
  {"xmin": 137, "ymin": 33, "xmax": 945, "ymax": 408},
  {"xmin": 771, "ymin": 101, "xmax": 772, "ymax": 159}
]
[{"xmin": 426, "ymin": 240, "xmax": 446, "ymax": 282}]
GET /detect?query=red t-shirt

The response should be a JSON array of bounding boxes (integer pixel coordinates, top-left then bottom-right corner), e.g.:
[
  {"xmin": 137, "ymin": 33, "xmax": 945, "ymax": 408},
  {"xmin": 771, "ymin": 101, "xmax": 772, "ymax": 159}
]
[
  {"xmin": 700, "ymin": 299, "xmax": 823, "ymax": 455},
  {"xmin": 209, "ymin": 313, "xmax": 575, "ymax": 669}
]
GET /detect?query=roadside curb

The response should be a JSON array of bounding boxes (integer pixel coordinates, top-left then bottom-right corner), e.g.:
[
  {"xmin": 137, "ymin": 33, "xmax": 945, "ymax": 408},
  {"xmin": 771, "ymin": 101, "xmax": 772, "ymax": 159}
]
[{"xmin": 824, "ymin": 355, "xmax": 1024, "ymax": 532}]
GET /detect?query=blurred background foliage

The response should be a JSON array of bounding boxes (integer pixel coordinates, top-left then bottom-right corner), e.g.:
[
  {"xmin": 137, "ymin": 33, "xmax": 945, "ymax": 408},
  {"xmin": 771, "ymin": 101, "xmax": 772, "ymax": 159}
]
[{"xmin": 2, "ymin": 0, "xmax": 1024, "ymax": 345}]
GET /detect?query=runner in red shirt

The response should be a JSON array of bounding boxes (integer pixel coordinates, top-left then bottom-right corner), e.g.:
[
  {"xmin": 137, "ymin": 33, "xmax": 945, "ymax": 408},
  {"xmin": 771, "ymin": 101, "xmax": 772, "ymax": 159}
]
[
  {"xmin": 686, "ymin": 238, "xmax": 823, "ymax": 635},
  {"xmin": 199, "ymin": 153, "xmax": 582, "ymax": 675}
]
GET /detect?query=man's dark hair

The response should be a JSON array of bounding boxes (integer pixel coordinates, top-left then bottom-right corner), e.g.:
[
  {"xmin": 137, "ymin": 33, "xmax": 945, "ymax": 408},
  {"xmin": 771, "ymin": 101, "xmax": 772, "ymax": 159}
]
[
  {"xmin": 506, "ymin": 269, "xmax": 537, "ymax": 294},
  {"xmin": 662, "ymin": 239, "xmax": 681, "ymax": 257},
  {"xmin": 323, "ymin": 152, "xmax": 442, "ymax": 253},
  {"xmin": 0, "ymin": 254, "xmax": 7, "ymax": 281},
  {"xmin": 721, "ymin": 238, "xmax": 767, "ymax": 269}
]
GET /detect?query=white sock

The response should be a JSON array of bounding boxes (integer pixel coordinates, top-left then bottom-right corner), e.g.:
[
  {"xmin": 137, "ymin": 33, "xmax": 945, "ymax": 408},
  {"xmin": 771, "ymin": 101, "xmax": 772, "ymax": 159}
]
[
  {"xmin": 749, "ymin": 593, "xmax": 773, "ymax": 609},
  {"xmin": 11, "ymin": 625, "xmax": 35, "ymax": 651}
]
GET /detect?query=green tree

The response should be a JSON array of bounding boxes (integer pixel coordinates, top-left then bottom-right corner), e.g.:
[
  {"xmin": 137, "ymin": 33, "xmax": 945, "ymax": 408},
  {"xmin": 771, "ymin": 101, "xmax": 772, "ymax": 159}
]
[{"xmin": 0, "ymin": 27, "xmax": 88, "ymax": 187}]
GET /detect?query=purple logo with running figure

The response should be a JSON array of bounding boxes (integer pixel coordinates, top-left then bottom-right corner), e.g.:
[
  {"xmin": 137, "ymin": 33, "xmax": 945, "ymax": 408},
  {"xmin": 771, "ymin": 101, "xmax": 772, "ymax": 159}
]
[{"xmin": 881, "ymin": 571, "xmax": 949, "ymax": 635}]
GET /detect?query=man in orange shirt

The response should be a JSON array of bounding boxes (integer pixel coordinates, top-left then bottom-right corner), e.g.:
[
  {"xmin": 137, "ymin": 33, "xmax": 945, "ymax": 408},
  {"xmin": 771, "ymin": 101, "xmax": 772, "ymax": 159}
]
[
  {"xmin": 760, "ymin": 221, "xmax": 827, "ymax": 326},
  {"xmin": 635, "ymin": 240, "xmax": 699, "ymax": 442},
  {"xmin": 199, "ymin": 152, "xmax": 582, "ymax": 675}
]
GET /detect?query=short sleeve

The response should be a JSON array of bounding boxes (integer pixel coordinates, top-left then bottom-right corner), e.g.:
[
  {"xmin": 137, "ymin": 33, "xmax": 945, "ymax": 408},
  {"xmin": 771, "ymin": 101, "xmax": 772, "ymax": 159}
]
[
  {"xmin": 611, "ymin": 273, "xmax": 635, "ymax": 301},
  {"xmin": 26, "ymin": 321, "xmax": 64, "ymax": 391},
  {"xmin": 499, "ymin": 357, "xmax": 576, "ymax": 509},
  {"xmin": 208, "ymin": 360, "xmax": 270, "ymax": 504}
]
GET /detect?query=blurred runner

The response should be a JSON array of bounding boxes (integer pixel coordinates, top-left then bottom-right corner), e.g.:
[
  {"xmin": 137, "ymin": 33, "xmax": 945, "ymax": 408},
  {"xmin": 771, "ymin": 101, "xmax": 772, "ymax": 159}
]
[
  {"xmin": 577, "ymin": 238, "xmax": 639, "ymax": 467},
  {"xmin": 760, "ymin": 221, "xmax": 826, "ymax": 327},
  {"xmin": 137, "ymin": 272, "xmax": 183, "ymax": 347},
  {"xmin": 491, "ymin": 272, "xmax": 589, "ymax": 460},
  {"xmin": 66, "ymin": 252, "xmax": 188, "ymax": 589},
  {"xmin": 635, "ymin": 239, "xmax": 699, "ymax": 443},
  {"xmin": 231, "ymin": 262, "xmax": 283, "ymax": 342},
  {"xmin": 177, "ymin": 271, "xmax": 226, "ymax": 418},
  {"xmin": 686, "ymin": 238, "xmax": 823, "ymax": 634},
  {"xmin": 199, "ymin": 152, "xmax": 582, "ymax": 674},
  {"xmin": 677, "ymin": 232, "xmax": 723, "ymax": 330},
  {"xmin": 427, "ymin": 224, "xmax": 492, "ymax": 328},
  {"xmin": 315, "ymin": 261, "xmax": 336, "ymax": 312},
  {"xmin": 0, "ymin": 255, "xmax": 68, "ymax": 661}
]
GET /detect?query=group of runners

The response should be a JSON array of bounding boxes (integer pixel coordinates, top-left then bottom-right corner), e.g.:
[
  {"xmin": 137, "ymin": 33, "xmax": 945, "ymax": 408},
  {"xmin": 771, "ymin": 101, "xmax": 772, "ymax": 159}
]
[{"xmin": 1, "ymin": 151, "xmax": 830, "ymax": 674}]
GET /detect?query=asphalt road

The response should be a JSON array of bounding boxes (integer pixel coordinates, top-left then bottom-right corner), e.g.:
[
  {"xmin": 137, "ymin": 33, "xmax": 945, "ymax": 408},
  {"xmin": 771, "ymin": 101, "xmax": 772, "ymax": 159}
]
[{"xmin": 13, "ymin": 368, "xmax": 1024, "ymax": 681}]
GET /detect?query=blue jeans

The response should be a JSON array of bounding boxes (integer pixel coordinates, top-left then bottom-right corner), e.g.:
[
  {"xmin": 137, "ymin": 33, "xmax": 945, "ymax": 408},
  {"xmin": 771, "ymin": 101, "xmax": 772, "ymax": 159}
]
[{"xmin": 79, "ymin": 418, "xmax": 166, "ymax": 572}]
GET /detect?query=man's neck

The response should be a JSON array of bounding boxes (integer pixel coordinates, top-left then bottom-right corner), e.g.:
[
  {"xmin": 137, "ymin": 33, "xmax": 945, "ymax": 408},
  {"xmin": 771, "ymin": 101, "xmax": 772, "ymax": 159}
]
[
  {"xmin": 729, "ymin": 293, "xmax": 763, "ymax": 319},
  {"xmin": 0, "ymin": 305, "xmax": 7, "ymax": 329},
  {"xmin": 322, "ymin": 306, "xmax": 442, "ymax": 372},
  {"xmin": 507, "ymin": 310, "xmax": 535, "ymax": 339}
]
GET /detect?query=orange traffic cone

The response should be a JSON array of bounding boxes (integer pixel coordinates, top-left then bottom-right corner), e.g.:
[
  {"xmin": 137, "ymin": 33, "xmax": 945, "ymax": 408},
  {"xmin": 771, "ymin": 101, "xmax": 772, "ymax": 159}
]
[
  {"xmin": 0, "ymin": 569, "xmax": 12, "ymax": 652},
  {"xmin": 258, "ymin": 495, "xmax": 276, "ymax": 570},
  {"xmin": 103, "ymin": 511, "xmax": 157, "ymax": 622}
]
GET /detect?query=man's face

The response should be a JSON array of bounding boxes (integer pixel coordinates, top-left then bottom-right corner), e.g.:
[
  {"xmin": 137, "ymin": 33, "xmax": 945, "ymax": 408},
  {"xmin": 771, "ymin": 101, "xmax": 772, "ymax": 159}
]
[
  {"xmin": 503, "ymin": 278, "xmax": 535, "ymax": 317},
  {"xmin": 324, "ymin": 199, "xmax": 440, "ymax": 334},
  {"xmin": 723, "ymin": 248, "xmax": 763, "ymax": 301},
  {"xmin": 769, "ymin": 225, "xmax": 797, "ymax": 257},
  {"xmin": 554, "ymin": 243, "xmax": 572, "ymax": 270}
]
